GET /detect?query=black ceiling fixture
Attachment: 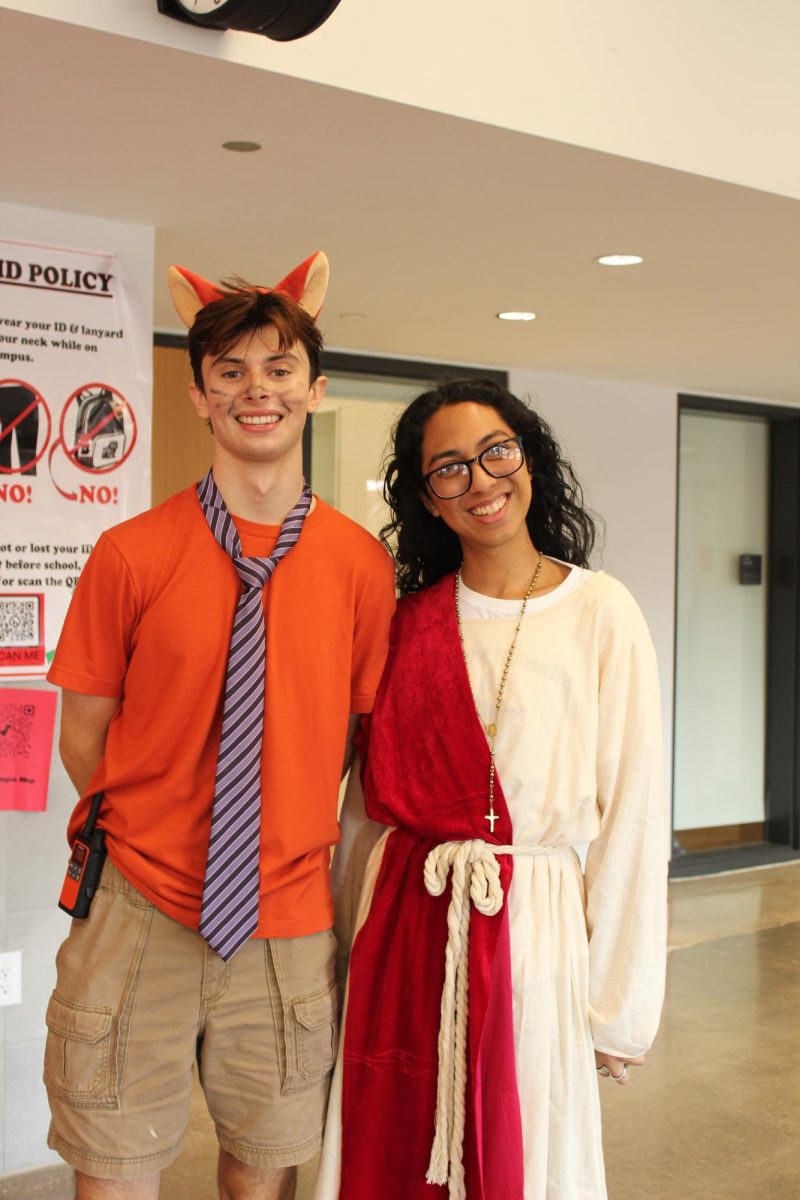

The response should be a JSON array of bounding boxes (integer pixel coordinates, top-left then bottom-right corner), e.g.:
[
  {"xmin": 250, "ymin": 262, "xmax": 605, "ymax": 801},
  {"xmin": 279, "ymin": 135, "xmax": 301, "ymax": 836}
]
[{"xmin": 157, "ymin": 0, "xmax": 343, "ymax": 41}]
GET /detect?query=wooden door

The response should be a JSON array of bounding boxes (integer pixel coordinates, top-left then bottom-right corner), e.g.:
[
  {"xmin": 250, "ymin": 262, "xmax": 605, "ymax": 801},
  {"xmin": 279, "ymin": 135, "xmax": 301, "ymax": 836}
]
[{"xmin": 152, "ymin": 343, "xmax": 213, "ymax": 506}]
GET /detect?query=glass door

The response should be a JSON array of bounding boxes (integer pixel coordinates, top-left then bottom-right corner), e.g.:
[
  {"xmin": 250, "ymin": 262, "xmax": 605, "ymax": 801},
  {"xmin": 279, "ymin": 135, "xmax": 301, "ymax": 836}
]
[
  {"xmin": 310, "ymin": 373, "xmax": 421, "ymax": 540},
  {"xmin": 673, "ymin": 409, "xmax": 770, "ymax": 854}
]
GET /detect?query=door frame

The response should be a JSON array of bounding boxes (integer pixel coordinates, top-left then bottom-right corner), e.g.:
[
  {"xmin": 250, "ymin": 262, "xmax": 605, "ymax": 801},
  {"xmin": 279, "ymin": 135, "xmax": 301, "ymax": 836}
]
[{"xmin": 675, "ymin": 394, "xmax": 800, "ymax": 860}]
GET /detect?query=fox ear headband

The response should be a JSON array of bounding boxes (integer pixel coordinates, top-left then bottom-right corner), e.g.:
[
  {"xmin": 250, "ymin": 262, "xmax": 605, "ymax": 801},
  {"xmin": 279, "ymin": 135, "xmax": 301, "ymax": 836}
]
[{"xmin": 167, "ymin": 251, "xmax": 329, "ymax": 327}]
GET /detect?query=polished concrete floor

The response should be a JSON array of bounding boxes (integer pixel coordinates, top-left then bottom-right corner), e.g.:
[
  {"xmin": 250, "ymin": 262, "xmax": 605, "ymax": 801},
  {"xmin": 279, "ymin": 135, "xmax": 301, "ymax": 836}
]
[
  {"xmin": 602, "ymin": 862, "xmax": 800, "ymax": 1200},
  {"xmin": 4, "ymin": 861, "xmax": 800, "ymax": 1199}
]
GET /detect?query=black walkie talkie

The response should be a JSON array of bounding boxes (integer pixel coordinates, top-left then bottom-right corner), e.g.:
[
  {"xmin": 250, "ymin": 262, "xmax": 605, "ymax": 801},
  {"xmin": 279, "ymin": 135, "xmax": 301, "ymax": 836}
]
[{"xmin": 58, "ymin": 792, "xmax": 107, "ymax": 918}]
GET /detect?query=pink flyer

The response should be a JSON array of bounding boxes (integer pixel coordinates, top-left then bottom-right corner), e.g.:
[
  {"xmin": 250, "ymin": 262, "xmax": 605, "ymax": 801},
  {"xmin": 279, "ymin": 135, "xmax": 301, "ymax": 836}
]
[{"xmin": 0, "ymin": 687, "xmax": 57, "ymax": 811}]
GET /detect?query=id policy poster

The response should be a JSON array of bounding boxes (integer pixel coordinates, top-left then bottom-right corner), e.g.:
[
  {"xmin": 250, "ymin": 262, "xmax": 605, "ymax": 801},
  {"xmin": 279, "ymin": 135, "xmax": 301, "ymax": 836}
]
[{"xmin": 0, "ymin": 237, "xmax": 152, "ymax": 678}]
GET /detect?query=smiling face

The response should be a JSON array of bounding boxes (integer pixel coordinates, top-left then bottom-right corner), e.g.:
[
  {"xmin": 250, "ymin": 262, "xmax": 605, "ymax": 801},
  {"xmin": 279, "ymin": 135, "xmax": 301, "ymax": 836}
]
[
  {"xmin": 189, "ymin": 323, "xmax": 326, "ymax": 471},
  {"xmin": 420, "ymin": 401, "xmax": 533, "ymax": 562}
]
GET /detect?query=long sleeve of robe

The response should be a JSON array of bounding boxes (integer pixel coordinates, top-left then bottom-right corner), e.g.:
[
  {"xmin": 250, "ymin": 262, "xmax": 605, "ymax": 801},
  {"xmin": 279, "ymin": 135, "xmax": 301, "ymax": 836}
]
[{"xmin": 585, "ymin": 584, "xmax": 667, "ymax": 1058}]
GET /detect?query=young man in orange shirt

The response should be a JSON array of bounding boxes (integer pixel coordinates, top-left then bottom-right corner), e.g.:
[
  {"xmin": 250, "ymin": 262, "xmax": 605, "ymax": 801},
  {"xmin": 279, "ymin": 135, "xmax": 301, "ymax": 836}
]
[{"xmin": 44, "ymin": 256, "xmax": 395, "ymax": 1200}]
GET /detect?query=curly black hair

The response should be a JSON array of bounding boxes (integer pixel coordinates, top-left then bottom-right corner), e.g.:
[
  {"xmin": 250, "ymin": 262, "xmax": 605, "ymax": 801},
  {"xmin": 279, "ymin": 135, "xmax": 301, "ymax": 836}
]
[{"xmin": 381, "ymin": 379, "xmax": 598, "ymax": 596}]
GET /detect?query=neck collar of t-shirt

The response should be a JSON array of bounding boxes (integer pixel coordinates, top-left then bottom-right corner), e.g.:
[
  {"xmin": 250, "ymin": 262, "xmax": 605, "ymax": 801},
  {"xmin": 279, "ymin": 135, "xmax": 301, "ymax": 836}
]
[
  {"xmin": 458, "ymin": 560, "xmax": 594, "ymax": 618},
  {"xmin": 228, "ymin": 497, "xmax": 320, "ymax": 558}
]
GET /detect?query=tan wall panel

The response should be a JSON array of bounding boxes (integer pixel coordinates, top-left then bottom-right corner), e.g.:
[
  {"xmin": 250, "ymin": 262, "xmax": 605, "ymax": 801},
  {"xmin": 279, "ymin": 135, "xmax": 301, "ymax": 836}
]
[{"xmin": 152, "ymin": 344, "xmax": 213, "ymax": 506}]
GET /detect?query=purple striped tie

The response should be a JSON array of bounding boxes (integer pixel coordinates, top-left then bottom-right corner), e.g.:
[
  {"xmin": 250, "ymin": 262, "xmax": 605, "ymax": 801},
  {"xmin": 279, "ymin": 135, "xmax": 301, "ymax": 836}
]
[{"xmin": 196, "ymin": 469, "xmax": 311, "ymax": 960}]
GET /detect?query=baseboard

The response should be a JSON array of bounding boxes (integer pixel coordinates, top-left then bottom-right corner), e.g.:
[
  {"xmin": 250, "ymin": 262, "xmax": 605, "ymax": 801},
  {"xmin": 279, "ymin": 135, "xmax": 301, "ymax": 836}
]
[
  {"xmin": 670, "ymin": 842, "xmax": 800, "ymax": 879},
  {"xmin": 674, "ymin": 821, "xmax": 764, "ymax": 853}
]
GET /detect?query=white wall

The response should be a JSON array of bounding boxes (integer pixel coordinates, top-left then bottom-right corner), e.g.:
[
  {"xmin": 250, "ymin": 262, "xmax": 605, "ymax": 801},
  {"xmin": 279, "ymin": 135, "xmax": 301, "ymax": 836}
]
[
  {"xmin": 509, "ymin": 367, "xmax": 678, "ymax": 805},
  {"xmin": 0, "ymin": 203, "xmax": 153, "ymax": 1176},
  {"xmin": 3, "ymin": 0, "xmax": 799, "ymax": 199}
]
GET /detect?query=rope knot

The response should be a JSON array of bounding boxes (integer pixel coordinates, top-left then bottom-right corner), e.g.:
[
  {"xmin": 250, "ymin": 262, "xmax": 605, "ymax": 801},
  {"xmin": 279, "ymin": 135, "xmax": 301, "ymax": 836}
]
[{"xmin": 423, "ymin": 838, "xmax": 503, "ymax": 917}]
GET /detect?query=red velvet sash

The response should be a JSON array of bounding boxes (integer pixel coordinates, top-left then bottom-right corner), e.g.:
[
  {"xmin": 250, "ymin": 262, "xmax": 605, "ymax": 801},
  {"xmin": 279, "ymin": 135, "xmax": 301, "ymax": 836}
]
[{"xmin": 340, "ymin": 574, "xmax": 524, "ymax": 1199}]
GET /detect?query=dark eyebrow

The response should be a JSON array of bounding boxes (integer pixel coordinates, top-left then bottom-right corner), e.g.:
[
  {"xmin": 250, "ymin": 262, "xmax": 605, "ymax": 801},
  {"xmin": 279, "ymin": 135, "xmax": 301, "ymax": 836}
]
[
  {"xmin": 213, "ymin": 351, "xmax": 300, "ymax": 366},
  {"xmin": 427, "ymin": 429, "xmax": 513, "ymax": 468}
]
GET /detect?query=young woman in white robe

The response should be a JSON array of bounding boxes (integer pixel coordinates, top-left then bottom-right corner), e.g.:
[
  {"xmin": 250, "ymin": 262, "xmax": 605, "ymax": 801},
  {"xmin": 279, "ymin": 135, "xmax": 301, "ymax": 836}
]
[{"xmin": 316, "ymin": 379, "xmax": 668, "ymax": 1200}]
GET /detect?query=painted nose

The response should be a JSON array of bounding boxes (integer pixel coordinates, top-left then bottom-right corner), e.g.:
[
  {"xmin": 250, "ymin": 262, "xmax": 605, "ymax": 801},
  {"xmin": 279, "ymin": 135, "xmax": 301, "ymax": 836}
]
[{"xmin": 246, "ymin": 371, "xmax": 272, "ymax": 397}]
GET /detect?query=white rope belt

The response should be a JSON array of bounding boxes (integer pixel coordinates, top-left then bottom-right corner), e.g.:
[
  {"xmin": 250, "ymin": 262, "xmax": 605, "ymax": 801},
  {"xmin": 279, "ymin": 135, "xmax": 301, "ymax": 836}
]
[{"xmin": 423, "ymin": 838, "xmax": 573, "ymax": 1199}]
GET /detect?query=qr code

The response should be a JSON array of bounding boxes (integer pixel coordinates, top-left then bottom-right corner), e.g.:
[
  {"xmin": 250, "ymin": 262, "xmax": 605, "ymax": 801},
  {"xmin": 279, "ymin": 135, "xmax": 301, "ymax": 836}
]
[
  {"xmin": 0, "ymin": 701, "xmax": 34, "ymax": 760},
  {"xmin": 0, "ymin": 596, "xmax": 40, "ymax": 647}
]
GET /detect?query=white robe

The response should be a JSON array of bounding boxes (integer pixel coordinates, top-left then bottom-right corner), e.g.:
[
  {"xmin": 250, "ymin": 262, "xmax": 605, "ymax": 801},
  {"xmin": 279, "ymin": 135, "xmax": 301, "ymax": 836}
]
[{"xmin": 317, "ymin": 566, "xmax": 668, "ymax": 1200}]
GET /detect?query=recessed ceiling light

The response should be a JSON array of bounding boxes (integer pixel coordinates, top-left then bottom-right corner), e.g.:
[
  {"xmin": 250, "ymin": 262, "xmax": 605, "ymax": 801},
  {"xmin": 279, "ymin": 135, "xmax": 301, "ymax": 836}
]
[
  {"xmin": 497, "ymin": 311, "xmax": 536, "ymax": 321},
  {"xmin": 595, "ymin": 254, "xmax": 644, "ymax": 266},
  {"xmin": 222, "ymin": 140, "xmax": 261, "ymax": 153}
]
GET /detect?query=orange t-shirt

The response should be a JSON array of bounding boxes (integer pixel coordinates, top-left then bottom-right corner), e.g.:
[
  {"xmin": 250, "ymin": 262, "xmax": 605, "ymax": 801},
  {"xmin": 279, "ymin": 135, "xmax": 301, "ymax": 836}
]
[{"xmin": 48, "ymin": 486, "xmax": 396, "ymax": 937}]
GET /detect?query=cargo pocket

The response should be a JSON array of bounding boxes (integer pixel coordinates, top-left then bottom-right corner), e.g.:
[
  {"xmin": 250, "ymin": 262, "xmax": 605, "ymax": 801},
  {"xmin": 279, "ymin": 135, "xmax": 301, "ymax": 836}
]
[
  {"xmin": 44, "ymin": 995, "xmax": 113, "ymax": 1108},
  {"xmin": 293, "ymin": 980, "xmax": 338, "ymax": 1083},
  {"xmin": 267, "ymin": 932, "xmax": 338, "ymax": 1096},
  {"xmin": 43, "ymin": 868, "xmax": 153, "ymax": 1111}
]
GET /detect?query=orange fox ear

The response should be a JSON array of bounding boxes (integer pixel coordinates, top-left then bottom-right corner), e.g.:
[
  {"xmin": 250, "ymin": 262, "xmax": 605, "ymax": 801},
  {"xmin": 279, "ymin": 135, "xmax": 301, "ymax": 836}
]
[
  {"xmin": 168, "ymin": 252, "xmax": 329, "ymax": 327},
  {"xmin": 272, "ymin": 251, "xmax": 329, "ymax": 317},
  {"xmin": 168, "ymin": 266, "xmax": 224, "ymax": 328}
]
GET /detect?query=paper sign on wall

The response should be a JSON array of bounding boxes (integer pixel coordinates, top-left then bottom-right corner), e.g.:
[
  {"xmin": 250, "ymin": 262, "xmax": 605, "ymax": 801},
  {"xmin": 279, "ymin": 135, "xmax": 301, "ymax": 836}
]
[
  {"xmin": 0, "ymin": 237, "xmax": 151, "ymax": 679},
  {"xmin": 0, "ymin": 686, "xmax": 57, "ymax": 811}
]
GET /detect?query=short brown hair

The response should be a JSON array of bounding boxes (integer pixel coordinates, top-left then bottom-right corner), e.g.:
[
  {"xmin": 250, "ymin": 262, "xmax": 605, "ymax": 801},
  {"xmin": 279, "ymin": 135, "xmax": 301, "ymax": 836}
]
[{"xmin": 187, "ymin": 281, "xmax": 323, "ymax": 390}]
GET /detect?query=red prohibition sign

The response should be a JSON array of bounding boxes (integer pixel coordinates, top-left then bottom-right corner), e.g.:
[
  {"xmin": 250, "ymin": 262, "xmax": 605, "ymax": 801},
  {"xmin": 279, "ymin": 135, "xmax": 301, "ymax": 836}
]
[
  {"xmin": 59, "ymin": 381, "xmax": 138, "ymax": 475},
  {"xmin": 0, "ymin": 378, "xmax": 52, "ymax": 475}
]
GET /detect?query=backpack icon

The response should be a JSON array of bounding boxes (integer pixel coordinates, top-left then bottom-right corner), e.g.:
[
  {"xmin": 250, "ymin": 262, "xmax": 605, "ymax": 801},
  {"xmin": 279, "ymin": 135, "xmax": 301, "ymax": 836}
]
[{"xmin": 73, "ymin": 388, "xmax": 127, "ymax": 469}]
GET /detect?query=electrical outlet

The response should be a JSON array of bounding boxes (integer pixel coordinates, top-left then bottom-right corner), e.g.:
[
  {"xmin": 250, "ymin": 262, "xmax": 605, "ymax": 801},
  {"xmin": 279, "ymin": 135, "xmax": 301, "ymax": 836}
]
[{"xmin": 0, "ymin": 951, "xmax": 22, "ymax": 1007}]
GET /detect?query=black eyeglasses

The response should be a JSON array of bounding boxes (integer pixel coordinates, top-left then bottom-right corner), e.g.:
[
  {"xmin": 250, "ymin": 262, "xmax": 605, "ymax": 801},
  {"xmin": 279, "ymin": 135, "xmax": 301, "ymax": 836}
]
[{"xmin": 423, "ymin": 436, "xmax": 526, "ymax": 499}]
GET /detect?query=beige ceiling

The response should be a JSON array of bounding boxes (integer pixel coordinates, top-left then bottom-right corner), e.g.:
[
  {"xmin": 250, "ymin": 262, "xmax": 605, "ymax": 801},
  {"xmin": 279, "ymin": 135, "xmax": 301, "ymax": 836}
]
[{"xmin": 2, "ymin": 8, "xmax": 799, "ymax": 402}]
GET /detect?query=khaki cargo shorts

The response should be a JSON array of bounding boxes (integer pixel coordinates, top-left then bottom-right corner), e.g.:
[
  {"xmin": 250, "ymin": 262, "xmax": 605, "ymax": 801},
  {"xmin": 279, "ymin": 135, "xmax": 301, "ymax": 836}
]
[{"xmin": 43, "ymin": 859, "xmax": 338, "ymax": 1180}]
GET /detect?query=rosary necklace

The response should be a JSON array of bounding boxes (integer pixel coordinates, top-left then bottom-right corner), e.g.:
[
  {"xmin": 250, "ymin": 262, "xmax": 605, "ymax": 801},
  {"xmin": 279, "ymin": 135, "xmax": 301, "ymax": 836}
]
[{"xmin": 454, "ymin": 551, "xmax": 543, "ymax": 833}]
